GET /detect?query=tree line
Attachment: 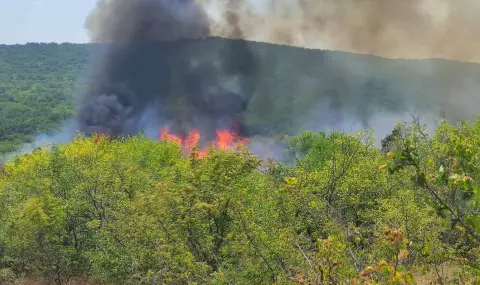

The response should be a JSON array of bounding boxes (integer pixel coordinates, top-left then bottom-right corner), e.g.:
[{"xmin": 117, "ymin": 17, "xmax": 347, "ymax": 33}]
[{"xmin": 0, "ymin": 118, "xmax": 479, "ymax": 284}]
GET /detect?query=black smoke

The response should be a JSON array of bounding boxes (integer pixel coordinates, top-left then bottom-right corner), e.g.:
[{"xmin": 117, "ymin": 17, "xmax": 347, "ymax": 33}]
[
  {"xmin": 77, "ymin": 0, "xmax": 477, "ymax": 148},
  {"xmin": 78, "ymin": 0, "xmax": 255, "ymax": 140}
]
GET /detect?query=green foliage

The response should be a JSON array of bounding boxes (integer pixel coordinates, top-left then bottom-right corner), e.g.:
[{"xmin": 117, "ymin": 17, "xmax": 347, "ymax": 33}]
[
  {"xmin": 3, "ymin": 38, "xmax": 480, "ymax": 158},
  {"xmin": 1, "ymin": 118, "xmax": 480, "ymax": 284},
  {"xmin": 284, "ymin": 131, "xmax": 334, "ymax": 170},
  {"xmin": 0, "ymin": 43, "xmax": 85, "ymax": 154},
  {"xmin": 386, "ymin": 119, "xmax": 480, "ymax": 242}
]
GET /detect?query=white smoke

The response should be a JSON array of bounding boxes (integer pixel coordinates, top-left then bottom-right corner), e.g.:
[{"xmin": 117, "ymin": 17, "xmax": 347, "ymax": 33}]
[{"xmin": 203, "ymin": 0, "xmax": 480, "ymax": 63}]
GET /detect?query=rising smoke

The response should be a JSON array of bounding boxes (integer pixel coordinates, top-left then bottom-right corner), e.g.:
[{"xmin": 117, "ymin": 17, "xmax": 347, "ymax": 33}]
[
  {"xmin": 65, "ymin": 0, "xmax": 480, "ymax": 145},
  {"xmin": 78, "ymin": 0, "xmax": 256, "ymax": 141},
  {"xmin": 202, "ymin": 0, "xmax": 480, "ymax": 136},
  {"xmin": 205, "ymin": 0, "xmax": 480, "ymax": 63},
  {"xmin": 4, "ymin": 0, "xmax": 480, "ymax": 162}
]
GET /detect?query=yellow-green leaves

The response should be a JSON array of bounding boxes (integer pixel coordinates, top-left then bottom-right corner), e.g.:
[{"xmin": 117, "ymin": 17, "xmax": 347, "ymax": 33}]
[
  {"xmin": 284, "ymin": 176, "xmax": 298, "ymax": 186},
  {"xmin": 0, "ymin": 125, "xmax": 479, "ymax": 284}
]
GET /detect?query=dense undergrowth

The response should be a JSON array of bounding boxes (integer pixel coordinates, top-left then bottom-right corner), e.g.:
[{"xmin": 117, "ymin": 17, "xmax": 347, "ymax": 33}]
[{"xmin": 0, "ymin": 119, "xmax": 479, "ymax": 284}]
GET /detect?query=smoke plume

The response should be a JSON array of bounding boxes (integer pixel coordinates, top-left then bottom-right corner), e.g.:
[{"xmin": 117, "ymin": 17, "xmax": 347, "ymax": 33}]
[
  {"xmin": 5, "ymin": 0, "xmax": 478, "ymax": 163},
  {"xmin": 204, "ymin": 0, "xmax": 480, "ymax": 63},
  {"xmin": 78, "ymin": 0, "xmax": 255, "ymax": 140},
  {"xmin": 75, "ymin": 0, "xmax": 480, "ymax": 145}
]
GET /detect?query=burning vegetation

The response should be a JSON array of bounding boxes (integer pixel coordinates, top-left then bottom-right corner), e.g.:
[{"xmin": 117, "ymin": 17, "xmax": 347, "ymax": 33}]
[
  {"xmin": 1, "ymin": 1, "xmax": 480, "ymax": 283},
  {"xmin": 1, "ymin": 119, "xmax": 480, "ymax": 284},
  {"xmin": 158, "ymin": 121, "xmax": 250, "ymax": 158},
  {"xmin": 78, "ymin": 0, "xmax": 255, "ymax": 143}
]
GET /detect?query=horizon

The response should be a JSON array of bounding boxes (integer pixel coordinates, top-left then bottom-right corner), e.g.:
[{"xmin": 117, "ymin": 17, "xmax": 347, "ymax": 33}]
[
  {"xmin": 1, "ymin": 0, "xmax": 480, "ymax": 63},
  {"xmin": 1, "ymin": 37, "xmax": 479, "ymax": 66}
]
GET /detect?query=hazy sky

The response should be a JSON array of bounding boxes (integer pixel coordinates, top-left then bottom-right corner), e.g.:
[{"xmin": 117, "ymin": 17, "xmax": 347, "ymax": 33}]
[
  {"xmin": 0, "ymin": 0, "xmax": 95, "ymax": 44},
  {"xmin": 1, "ymin": 0, "xmax": 479, "ymax": 63}
]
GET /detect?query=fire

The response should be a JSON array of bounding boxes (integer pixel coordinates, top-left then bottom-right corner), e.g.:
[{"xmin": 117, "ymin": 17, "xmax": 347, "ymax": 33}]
[
  {"xmin": 93, "ymin": 133, "xmax": 110, "ymax": 144},
  {"xmin": 158, "ymin": 126, "xmax": 249, "ymax": 158},
  {"xmin": 159, "ymin": 127, "xmax": 183, "ymax": 146}
]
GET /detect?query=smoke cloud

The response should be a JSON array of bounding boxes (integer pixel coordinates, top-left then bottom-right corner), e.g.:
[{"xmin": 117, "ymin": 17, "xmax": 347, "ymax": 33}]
[
  {"xmin": 78, "ymin": 0, "xmax": 255, "ymax": 140},
  {"xmin": 5, "ymin": 0, "xmax": 480, "ymax": 163},
  {"xmin": 76, "ymin": 0, "xmax": 480, "ymax": 144},
  {"xmin": 204, "ymin": 0, "xmax": 480, "ymax": 63}
]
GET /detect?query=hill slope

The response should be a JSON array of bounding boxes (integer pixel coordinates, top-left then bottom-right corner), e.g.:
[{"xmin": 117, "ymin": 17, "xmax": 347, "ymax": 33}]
[
  {"xmin": 2, "ymin": 38, "xmax": 480, "ymax": 153},
  {"xmin": 0, "ymin": 43, "xmax": 87, "ymax": 153}
]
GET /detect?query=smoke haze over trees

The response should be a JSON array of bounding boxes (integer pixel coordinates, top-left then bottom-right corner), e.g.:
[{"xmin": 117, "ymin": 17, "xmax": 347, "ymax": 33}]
[
  {"xmin": 204, "ymin": 0, "xmax": 480, "ymax": 63},
  {"xmin": 1, "ymin": 1, "xmax": 480, "ymax": 284},
  {"xmin": 77, "ymin": 0, "xmax": 257, "ymax": 140},
  {"xmin": 73, "ymin": 0, "xmax": 480, "ymax": 144},
  {"xmin": 3, "ymin": 38, "xmax": 480, "ymax": 157}
]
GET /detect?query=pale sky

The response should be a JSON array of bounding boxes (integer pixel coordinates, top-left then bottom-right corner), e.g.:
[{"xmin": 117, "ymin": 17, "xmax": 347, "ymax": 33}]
[
  {"xmin": 1, "ymin": 0, "xmax": 479, "ymax": 63},
  {"xmin": 0, "ymin": 0, "xmax": 96, "ymax": 44}
]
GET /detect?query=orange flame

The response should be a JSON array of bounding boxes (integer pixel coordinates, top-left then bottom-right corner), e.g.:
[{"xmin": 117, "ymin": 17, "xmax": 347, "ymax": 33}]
[
  {"xmin": 215, "ymin": 130, "xmax": 234, "ymax": 149},
  {"xmin": 159, "ymin": 127, "xmax": 183, "ymax": 146},
  {"xmin": 184, "ymin": 129, "xmax": 201, "ymax": 151},
  {"xmin": 94, "ymin": 133, "xmax": 110, "ymax": 144},
  {"xmin": 158, "ymin": 126, "xmax": 249, "ymax": 158}
]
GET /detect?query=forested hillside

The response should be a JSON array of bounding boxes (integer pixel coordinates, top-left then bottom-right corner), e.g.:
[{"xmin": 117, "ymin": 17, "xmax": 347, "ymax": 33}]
[
  {"xmin": 3, "ymin": 38, "xmax": 480, "ymax": 156},
  {"xmin": 1, "ymin": 38, "xmax": 480, "ymax": 284},
  {"xmin": 0, "ymin": 119, "xmax": 479, "ymax": 284},
  {"xmin": 0, "ymin": 43, "xmax": 86, "ymax": 154}
]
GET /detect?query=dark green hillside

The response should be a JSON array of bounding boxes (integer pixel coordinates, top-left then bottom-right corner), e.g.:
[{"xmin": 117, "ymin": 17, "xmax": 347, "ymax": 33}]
[
  {"xmin": 0, "ymin": 43, "xmax": 87, "ymax": 153},
  {"xmin": 0, "ymin": 38, "xmax": 480, "ymax": 285},
  {"xmin": 2, "ymin": 38, "xmax": 480, "ymax": 154}
]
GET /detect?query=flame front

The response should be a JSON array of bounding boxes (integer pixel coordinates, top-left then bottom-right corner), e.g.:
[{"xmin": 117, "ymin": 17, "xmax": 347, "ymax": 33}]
[
  {"xmin": 158, "ymin": 126, "xmax": 249, "ymax": 158},
  {"xmin": 160, "ymin": 127, "xmax": 183, "ymax": 146}
]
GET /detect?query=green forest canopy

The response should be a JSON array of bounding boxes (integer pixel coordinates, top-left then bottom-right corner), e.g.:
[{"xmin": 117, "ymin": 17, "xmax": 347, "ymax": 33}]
[
  {"xmin": 1, "ymin": 40, "xmax": 480, "ymax": 284},
  {"xmin": 3, "ymin": 39, "xmax": 480, "ymax": 156},
  {"xmin": 0, "ymin": 43, "xmax": 87, "ymax": 154},
  {"xmin": 0, "ymin": 119, "xmax": 479, "ymax": 284}
]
